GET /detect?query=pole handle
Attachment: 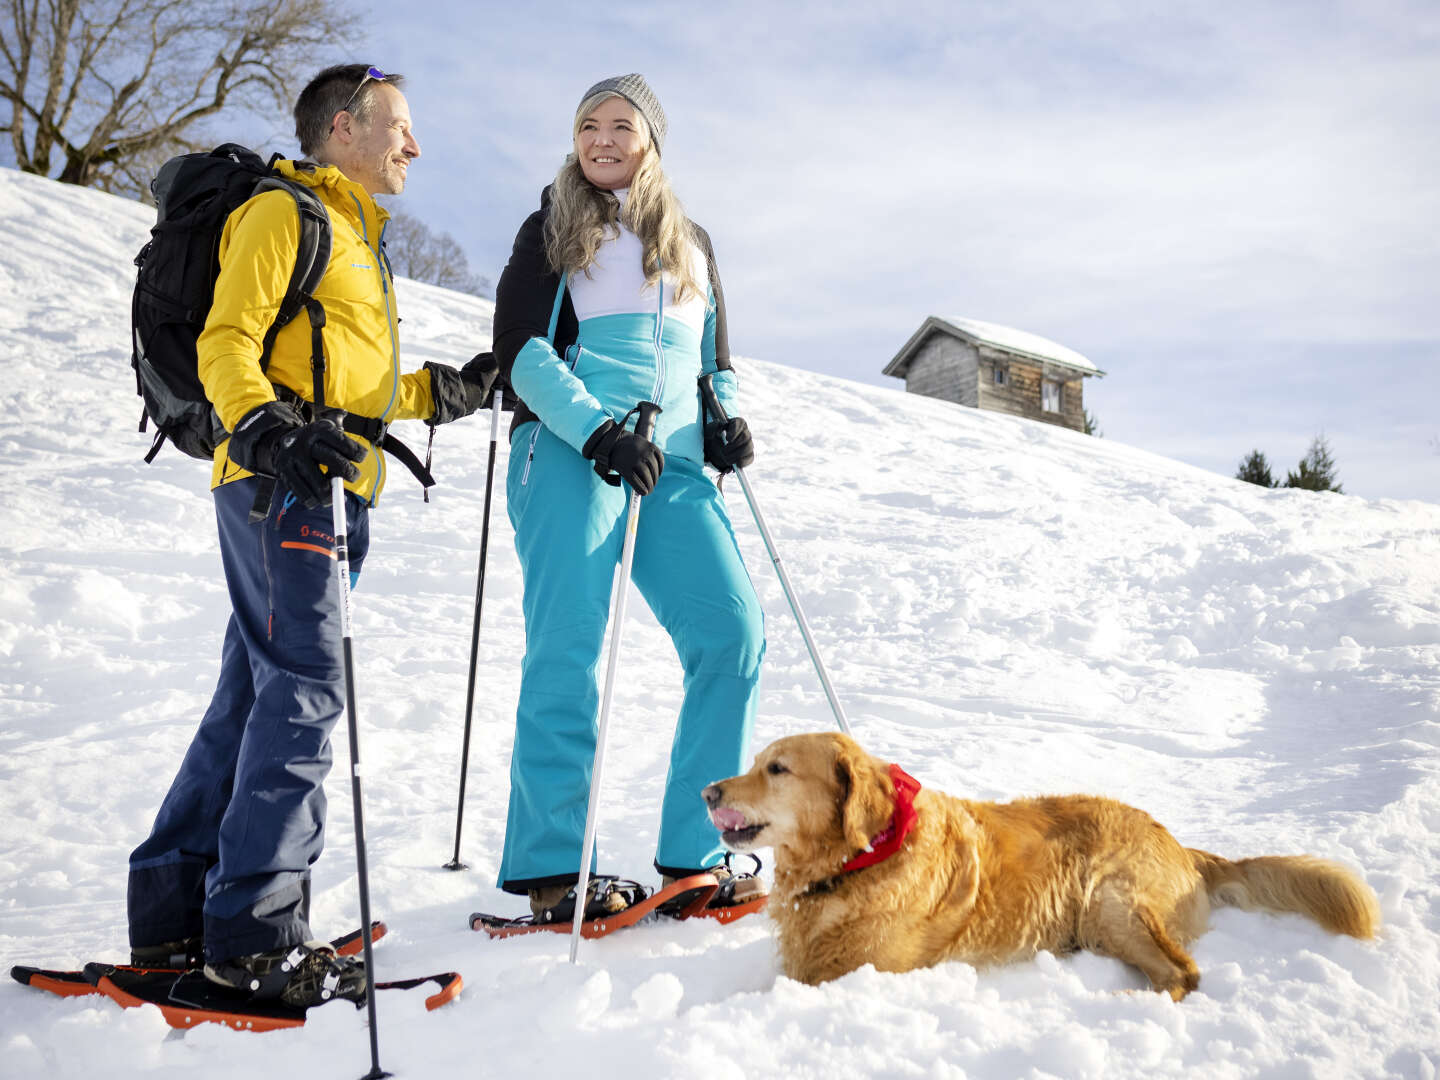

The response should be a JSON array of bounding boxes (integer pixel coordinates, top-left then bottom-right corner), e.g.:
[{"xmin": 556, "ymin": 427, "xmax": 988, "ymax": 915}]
[
  {"xmin": 633, "ymin": 400, "xmax": 662, "ymax": 441},
  {"xmin": 697, "ymin": 374, "xmax": 728, "ymax": 425}
]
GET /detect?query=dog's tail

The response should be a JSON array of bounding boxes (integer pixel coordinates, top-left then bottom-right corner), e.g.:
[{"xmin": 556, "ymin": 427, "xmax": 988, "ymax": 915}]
[{"xmin": 1188, "ymin": 848, "xmax": 1380, "ymax": 939}]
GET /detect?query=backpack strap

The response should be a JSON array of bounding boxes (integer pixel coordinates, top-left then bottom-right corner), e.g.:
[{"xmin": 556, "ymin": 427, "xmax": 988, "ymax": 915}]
[
  {"xmin": 247, "ymin": 181, "xmax": 331, "ymax": 523},
  {"xmin": 255, "ymin": 178, "xmax": 332, "ymax": 376}
]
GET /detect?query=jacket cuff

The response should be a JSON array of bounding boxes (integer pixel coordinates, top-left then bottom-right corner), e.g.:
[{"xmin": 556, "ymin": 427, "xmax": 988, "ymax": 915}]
[
  {"xmin": 581, "ymin": 418, "xmax": 617, "ymax": 460},
  {"xmin": 226, "ymin": 401, "xmax": 304, "ymax": 474},
  {"xmin": 424, "ymin": 361, "xmax": 470, "ymax": 426}
]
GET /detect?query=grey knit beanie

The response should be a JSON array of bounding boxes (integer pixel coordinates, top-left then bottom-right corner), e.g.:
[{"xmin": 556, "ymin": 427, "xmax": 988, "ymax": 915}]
[{"xmin": 578, "ymin": 73, "xmax": 667, "ymax": 154}]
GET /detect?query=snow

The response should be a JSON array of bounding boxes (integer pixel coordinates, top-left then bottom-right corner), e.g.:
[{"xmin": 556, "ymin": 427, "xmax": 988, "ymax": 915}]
[
  {"xmin": 939, "ymin": 315, "xmax": 1103, "ymax": 375},
  {"xmin": 2, "ymin": 165, "xmax": 1438, "ymax": 1078}
]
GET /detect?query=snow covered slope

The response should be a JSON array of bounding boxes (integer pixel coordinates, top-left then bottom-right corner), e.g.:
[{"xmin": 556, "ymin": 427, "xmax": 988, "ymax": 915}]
[{"xmin": 1, "ymin": 167, "xmax": 1437, "ymax": 1079}]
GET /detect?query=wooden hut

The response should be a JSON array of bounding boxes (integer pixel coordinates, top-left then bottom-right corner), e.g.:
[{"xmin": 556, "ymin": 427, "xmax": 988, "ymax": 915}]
[{"xmin": 883, "ymin": 316, "xmax": 1104, "ymax": 433}]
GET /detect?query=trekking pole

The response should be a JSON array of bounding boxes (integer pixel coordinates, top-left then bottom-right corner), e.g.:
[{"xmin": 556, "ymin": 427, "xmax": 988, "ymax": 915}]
[
  {"xmin": 570, "ymin": 401, "xmax": 663, "ymax": 964},
  {"xmin": 698, "ymin": 375, "xmax": 851, "ymax": 736},
  {"xmin": 330, "ymin": 472, "xmax": 389, "ymax": 1080},
  {"xmin": 443, "ymin": 385, "xmax": 505, "ymax": 871}
]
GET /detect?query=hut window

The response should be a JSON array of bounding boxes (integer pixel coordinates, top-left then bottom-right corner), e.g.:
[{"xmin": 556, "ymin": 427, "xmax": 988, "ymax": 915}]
[
  {"xmin": 993, "ymin": 366, "xmax": 1007, "ymax": 386},
  {"xmin": 1042, "ymin": 378, "xmax": 1062, "ymax": 412}
]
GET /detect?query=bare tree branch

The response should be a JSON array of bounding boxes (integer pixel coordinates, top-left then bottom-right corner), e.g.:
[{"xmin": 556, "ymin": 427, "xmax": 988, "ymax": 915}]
[{"xmin": 1, "ymin": 0, "xmax": 350, "ymax": 191}]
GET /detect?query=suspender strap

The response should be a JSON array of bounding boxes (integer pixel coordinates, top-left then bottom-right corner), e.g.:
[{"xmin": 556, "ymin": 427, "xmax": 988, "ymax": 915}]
[{"xmin": 547, "ymin": 275, "xmax": 565, "ymax": 345}]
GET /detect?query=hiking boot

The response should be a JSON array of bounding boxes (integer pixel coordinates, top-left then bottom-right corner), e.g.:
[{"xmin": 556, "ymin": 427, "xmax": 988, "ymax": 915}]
[
  {"xmin": 664, "ymin": 854, "xmax": 767, "ymax": 911},
  {"xmin": 130, "ymin": 936, "xmax": 204, "ymax": 968},
  {"xmin": 528, "ymin": 878, "xmax": 646, "ymax": 925},
  {"xmin": 204, "ymin": 941, "xmax": 366, "ymax": 1007}
]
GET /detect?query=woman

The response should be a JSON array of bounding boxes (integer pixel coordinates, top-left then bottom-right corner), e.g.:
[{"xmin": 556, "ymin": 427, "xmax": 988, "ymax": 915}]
[{"xmin": 490, "ymin": 74, "xmax": 765, "ymax": 923}]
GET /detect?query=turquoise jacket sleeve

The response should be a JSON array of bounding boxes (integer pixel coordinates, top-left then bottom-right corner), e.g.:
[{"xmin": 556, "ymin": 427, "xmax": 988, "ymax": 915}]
[{"xmin": 508, "ymin": 331, "xmax": 613, "ymax": 453}]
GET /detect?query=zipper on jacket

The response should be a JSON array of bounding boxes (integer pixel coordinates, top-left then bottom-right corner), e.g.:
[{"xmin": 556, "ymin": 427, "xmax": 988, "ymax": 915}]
[
  {"xmin": 352, "ymin": 195, "xmax": 401, "ymax": 503},
  {"xmin": 650, "ymin": 258, "xmax": 666, "ymax": 408},
  {"xmin": 520, "ymin": 424, "xmax": 542, "ymax": 486}
]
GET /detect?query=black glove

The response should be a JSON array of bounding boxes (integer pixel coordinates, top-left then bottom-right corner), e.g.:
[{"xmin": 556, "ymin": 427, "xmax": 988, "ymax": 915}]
[
  {"xmin": 228, "ymin": 401, "xmax": 366, "ymax": 509},
  {"xmin": 426, "ymin": 354, "xmax": 499, "ymax": 426},
  {"xmin": 703, "ymin": 416, "xmax": 754, "ymax": 473},
  {"xmin": 583, "ymin": 418, "xmax": 665, "ymax": 495}
]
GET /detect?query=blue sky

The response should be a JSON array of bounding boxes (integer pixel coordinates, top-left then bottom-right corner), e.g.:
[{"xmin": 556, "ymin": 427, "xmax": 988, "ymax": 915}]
[{"xmin": 347, "ymin": 3, "xmax": 1434, "ymax": 497}]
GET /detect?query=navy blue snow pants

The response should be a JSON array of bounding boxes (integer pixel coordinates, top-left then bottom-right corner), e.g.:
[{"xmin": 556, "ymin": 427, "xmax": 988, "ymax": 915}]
[{"xmin": 127, "ymin": 477, "xmax": 368, "ymax": 964}]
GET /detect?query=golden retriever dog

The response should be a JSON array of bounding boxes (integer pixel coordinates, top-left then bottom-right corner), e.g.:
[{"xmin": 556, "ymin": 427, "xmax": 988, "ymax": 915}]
[{"xmin": 704, "ymin": 732, "xmax": 1379, "ymax": 998}]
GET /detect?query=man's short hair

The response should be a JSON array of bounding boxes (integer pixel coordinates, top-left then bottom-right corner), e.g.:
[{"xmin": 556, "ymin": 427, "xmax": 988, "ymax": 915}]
[{"xmin": 294, "ymin": 64, "xmax": 406, "ymax": 159}]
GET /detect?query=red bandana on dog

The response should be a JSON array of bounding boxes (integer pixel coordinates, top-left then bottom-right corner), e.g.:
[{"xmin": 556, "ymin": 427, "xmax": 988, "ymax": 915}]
[{"xmin": 840, "ymin": 764, "xmax": 921, "ymax": 874}]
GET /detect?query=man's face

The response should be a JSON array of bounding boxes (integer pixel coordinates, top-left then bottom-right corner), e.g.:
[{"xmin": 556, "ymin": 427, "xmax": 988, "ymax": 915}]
[{"xmin": 344, "ymin": 83, "xmax": 420, "ymax": 196}]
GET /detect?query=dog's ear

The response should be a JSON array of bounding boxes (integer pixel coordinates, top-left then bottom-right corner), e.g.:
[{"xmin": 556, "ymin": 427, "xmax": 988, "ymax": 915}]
[{"xmin": 834, "ymin": 738, "xmax": 894, "ymax": 852}]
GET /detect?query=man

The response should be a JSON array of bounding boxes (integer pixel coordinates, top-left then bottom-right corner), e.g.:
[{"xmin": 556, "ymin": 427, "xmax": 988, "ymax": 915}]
[{"xmin": 125, "ymin": 64, "xmax": 492, "ymax": 1007}]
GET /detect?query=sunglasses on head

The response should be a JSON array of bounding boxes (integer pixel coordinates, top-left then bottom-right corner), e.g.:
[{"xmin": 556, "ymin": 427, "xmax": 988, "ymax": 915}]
[{"xmin": 341, "ymin": 66, "xmax": 387, "ymax": 114}]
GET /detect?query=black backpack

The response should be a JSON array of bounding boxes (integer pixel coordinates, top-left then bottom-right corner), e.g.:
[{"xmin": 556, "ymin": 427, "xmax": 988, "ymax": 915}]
[{"xmin": 130, "ymin": 143, "xmax": 331, "ymax": 462}]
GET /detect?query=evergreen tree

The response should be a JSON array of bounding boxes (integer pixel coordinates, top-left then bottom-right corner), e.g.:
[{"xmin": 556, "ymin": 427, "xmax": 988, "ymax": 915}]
[
  {"xmin": 1235, "ymin": 449, "xmax": 1276, "ymax": 487},
  {"xmin": 1284, "ymin": 434, "xmax": 1343, "ymax": 493},
  {"xmin": 1083, "ymin": 408, "xmax": 1102, "ymax": 437}
]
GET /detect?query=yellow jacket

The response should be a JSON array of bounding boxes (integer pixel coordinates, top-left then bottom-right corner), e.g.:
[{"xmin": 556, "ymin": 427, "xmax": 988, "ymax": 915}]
[{"xmin": 198, "ymin": 159, "xmax": 436, "ymax": 503}]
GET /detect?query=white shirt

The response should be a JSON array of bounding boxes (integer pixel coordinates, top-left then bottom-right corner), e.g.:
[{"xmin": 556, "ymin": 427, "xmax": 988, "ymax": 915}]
[{"xmin": 566, "ymin": 188, "xmax": 708, "ymax": 334}]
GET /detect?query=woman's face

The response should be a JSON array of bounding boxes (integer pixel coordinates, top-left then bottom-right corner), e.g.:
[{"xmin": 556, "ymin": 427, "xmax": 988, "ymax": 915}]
[{"xmin": 576, "ymin": 96, "xmax": 646, "ymax": 190}]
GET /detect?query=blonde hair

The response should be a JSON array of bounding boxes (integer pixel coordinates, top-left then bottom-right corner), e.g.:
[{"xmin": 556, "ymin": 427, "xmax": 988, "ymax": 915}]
[{"xmin": 544, "ymin": 92, "xmax": 705, "ymax": 305}]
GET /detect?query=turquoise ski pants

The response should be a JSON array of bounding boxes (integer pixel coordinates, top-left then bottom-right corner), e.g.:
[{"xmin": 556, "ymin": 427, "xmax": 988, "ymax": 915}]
[{"xmin": 497, "ymin": 421, "xmax": 764, "ymax": 892}]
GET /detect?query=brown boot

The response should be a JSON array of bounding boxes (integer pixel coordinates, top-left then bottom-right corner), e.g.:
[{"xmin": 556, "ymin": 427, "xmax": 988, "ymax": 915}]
[
  {"xmin": 528, "ymin": 878, "xmax": 644, "ymax": 924},
  {"xmin": 664, "ymin": 856, "xmax": 767, "ymax": 909}
]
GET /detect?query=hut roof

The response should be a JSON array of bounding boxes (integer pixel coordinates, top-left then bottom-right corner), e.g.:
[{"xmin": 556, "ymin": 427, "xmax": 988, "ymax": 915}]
[{"xmin": 885, "ymin": 316, "xmax": 1105, "ymax": 378}]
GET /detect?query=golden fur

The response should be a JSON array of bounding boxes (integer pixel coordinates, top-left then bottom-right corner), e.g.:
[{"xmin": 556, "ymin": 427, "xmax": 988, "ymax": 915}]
[{"xmin": 704, "ymin": 732, "xmax": 1380, "ymax": 998}]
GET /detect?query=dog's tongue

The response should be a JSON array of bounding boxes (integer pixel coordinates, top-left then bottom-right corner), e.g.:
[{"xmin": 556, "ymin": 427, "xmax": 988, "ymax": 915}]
[{"xmin": 711, "ymin": 807, "xmax": 748, "ymax": 832}]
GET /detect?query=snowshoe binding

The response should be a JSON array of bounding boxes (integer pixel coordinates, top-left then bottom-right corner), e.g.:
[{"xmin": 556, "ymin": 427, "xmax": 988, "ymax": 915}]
[
  {"xmin": 665, "ymin": 854, "xmax": 768, "ymax": 923},
  {"xmin": 472, "ymin": 873, "xmax": 718, "ymax": 939},
  {"xmin": 529, "ymin": 876, "xmax": 647, "ymax": 926},
  {"xmin": 204, "ymin": 941, "xmax": 366, "ymax": 1007}
]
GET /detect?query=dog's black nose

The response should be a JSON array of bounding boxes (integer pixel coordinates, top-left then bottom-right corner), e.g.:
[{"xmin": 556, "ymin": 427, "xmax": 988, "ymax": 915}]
[{"xmin": 702, "ymin": 783, "xmax": 722, "ymax": 808}]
